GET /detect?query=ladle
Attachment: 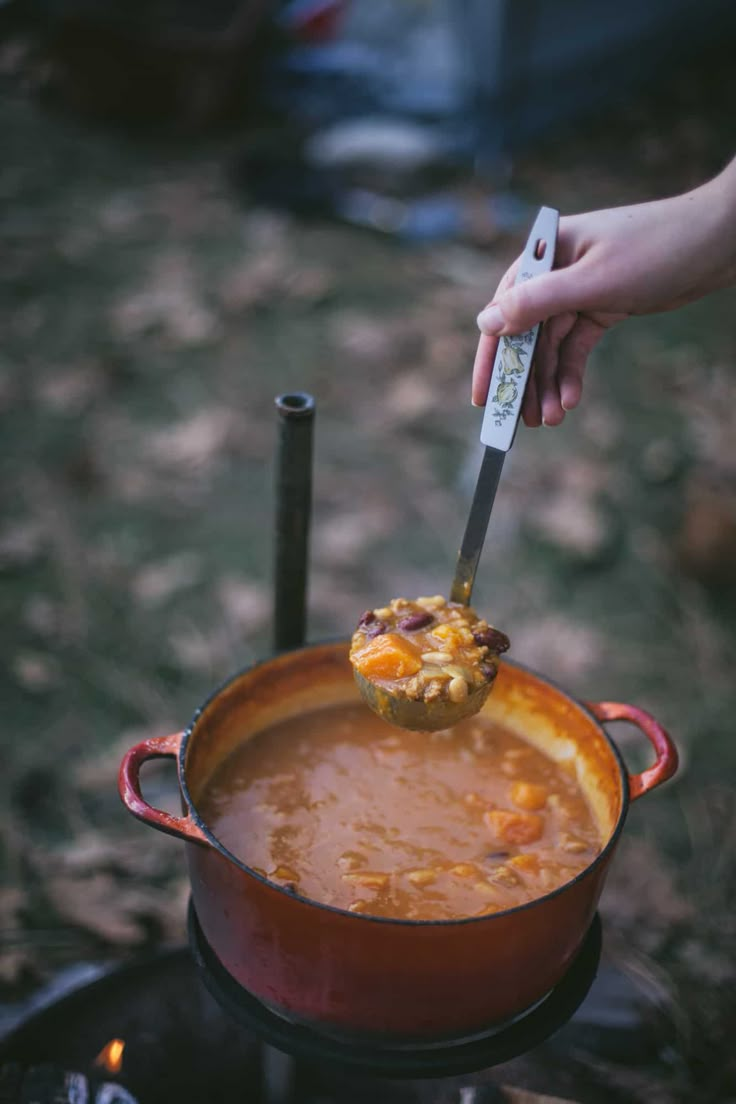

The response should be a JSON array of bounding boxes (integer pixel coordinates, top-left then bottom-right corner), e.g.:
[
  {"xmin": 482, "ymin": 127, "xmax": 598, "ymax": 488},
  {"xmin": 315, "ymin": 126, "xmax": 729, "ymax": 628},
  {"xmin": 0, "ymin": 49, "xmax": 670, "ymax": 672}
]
[{"xmin": 355, "ymin": 207, "xmax": 559, "ymax": 730}]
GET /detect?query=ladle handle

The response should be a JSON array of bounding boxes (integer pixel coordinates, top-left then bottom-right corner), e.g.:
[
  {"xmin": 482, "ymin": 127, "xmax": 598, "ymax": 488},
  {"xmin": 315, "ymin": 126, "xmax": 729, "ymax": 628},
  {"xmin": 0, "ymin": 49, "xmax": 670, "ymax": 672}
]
[
  {"xmin": 118, "ymin": 731, "xmax": 210, "ymax": 846},
  {"xmin": 451, "ymin": 208, "xmax": 559, "ymax": 607},
  {"xmin": 586, "ymin": 701, "xmax": 678, "ymax": 801}
]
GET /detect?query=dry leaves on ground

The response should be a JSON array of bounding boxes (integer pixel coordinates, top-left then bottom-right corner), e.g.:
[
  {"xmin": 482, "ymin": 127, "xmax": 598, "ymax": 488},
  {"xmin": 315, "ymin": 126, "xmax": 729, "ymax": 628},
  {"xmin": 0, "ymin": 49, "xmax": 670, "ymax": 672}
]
[
  {"xmin": 74, "ymin": 730, "xmax": 177, "ymax": 793},
  {"xmin": 217, "ymin": 576, "xmax": 271, "ymax": 632},
  {"xmin": 131, "ymin": 552, "xmax": 203, "ymax": 609},
  {"xmin": 10, "ymin": 650, "xmax": 61, "ymax": 694},
  {"xmin": 110, "ymin": 250, "xmax": 220, "ymax": 347},
  {"xmin": 145, "ymin": 407, "xmax": 240, "ymax": 474},
  {"xmin": 33, "ymin": 361, "xmax": 105, "ymax": 414},
  {"xmin": 45, "ymin": 873, "xmax": 189, "ymax": 947},
  {"xmin": 527, "ymin": 491, "xmax": 617, "ymax": 565},
  {"xmin": 328, "ymin": 310, "xmax": 426, "ymax": 369},
  {"xmin": 0, "ymin": 519, "xmax": 46, "ymax": 570},
  {"xmin": 219, "ymin": 255, "xmax": 334, "ymax": 312},
  {"xmin": 0, "ymin": 888, "xmax": 33, "ymax": 986},
  {"xmin": 601, "ymin": 838, "xmax": 695, "ymax": 955},
  {"xmin": 510, "ymin": 616, "xmax": 606, "ymax": 684},
  {"xmin": 313, "ymin": 502, "xmax": 398, "ymax": 568},
  {"xmin": 31, "ymin": 830, "xmax": 191, "ymax": 951}
]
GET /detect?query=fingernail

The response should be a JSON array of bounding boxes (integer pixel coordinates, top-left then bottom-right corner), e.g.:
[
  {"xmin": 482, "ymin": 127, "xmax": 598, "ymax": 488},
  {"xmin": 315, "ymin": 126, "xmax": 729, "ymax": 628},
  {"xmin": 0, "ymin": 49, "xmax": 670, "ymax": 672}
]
[
  {"xmin": 477, "ymin": 304, "xmax": 505, "ymax": 335},
  {"xmin": 561, "ymin": 400, "xmax": 570, "ymax": 411},
  {"xmin": 471, "ymin": 399, "xmax": 482, "ymax": 408}
]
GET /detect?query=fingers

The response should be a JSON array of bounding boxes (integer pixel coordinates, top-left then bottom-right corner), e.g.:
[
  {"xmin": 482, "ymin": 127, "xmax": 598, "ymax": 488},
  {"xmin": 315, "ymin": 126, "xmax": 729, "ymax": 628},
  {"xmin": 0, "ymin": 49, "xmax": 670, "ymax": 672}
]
[
  {"xmin": 472, "ymin": 260, "xmax": 520, "ymax": 406},
  {"xmin": 555, "ymin": 315, "xmax": 606, "ymax": 413},
  {"xmin": 524, "ymin": 313, "xmax": 606, "ymax": 426},
  {"xmin": 534, "ymin": 311, "xmax": 577, "ymax": 426},
  {"xmin": 521, "ymin": 367, "xmax": 541, "ymax": 428},
  {"xmin": 475, "ymin": 308, "xmax": 601, "ymax": 428},
  {"xmin": 471, "ymin": 333, "xmax": 499, "ymax": 406},
  {"xmin": 558, "ymin": 354, "xmax": 586, "ymax": 413},
  {"xmin": 473, "ymin": 304, "xmax": 592, "ymax": 423},
  {"xmin": 478, "ymin": 264, "xmax": 584, "ymax": 338},
  {"xmin": 476, "ymin": 309, "xmax": 579, "ymax": 426}
]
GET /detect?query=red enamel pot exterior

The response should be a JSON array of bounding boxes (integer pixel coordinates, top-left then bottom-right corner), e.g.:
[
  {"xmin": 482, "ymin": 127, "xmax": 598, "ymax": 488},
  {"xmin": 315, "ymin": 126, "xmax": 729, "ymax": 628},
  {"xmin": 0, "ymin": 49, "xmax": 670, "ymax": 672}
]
[{"xmin": 119, "ymin": 641, "xmax": 677, "ymax": 1039}]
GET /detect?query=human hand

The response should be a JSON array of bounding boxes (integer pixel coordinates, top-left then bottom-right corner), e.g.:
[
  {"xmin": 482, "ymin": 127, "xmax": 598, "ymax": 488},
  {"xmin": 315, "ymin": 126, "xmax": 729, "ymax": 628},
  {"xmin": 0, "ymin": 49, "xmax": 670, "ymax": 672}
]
[{"xmin": 472, "ymin": 157, "xmax": 736, "ymax": 427}]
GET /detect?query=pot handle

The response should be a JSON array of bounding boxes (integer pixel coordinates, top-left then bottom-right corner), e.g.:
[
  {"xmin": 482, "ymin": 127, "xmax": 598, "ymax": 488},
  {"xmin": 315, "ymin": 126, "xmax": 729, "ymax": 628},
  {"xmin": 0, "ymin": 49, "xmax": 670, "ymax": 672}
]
[
  {"xmin": 118, "ymin": 731, "xmax": 210, "ymax": 846},
  {"xmin": 586, "ymin": 701, "xmax": 678, "ymax": 801}
]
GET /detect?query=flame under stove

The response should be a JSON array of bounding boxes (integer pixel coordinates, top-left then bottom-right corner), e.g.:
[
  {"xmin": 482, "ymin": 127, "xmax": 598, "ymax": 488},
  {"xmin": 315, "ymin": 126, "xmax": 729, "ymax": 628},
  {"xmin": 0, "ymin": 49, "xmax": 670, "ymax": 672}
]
[{"xmin": 0, "ymin": 903, "xmax": 672, "ymax": 1104}]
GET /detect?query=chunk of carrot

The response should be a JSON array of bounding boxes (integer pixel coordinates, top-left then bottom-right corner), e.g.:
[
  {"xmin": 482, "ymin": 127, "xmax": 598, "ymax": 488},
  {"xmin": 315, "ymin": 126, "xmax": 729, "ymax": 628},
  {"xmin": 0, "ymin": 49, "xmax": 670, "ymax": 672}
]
[
  {"xmin": 509, "ymin": 853, "xmax": 541, "ymax": 877},
  {"xmin": 510, "ymin": 781, "xmax": 548, "ymax": 811},
  {"xmin": 484, "ymin": 808, "xmax": 544, "ymax": 846},
  {"xmin": 352, "ymin": 633, "xmax": 422, "ymax": 680}
]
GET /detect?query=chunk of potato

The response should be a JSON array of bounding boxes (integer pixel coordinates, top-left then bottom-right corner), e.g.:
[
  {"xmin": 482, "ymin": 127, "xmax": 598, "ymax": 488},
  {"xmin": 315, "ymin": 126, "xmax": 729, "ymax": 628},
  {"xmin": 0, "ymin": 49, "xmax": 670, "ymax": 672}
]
[
  {"xmin": 484, "ymin": 808, "xmax": 544, "ymax": 846},
  {"xmin": 342, "ymin": 871, "xmax": 390, "ymax": 889},
  {"xmin": 509, "ymin": 853, "xmax": 541, "ymax": 877},
  {"xmin": 352, "ymin": 633, "xmax": 422, "ymax": 680},
  {"xmin": 432, "ymin": 624, "xmax": 465, "ymax": 648},
  {"xmin": 450, "ymin": 863, "xmax": 478, "ymax": 878},
  {"xmin": 272, "ymin": 864, "xmax": 299, "ymax": 882},
  {"xmin": 510, "ymin": 781, "xmax": 548, "ymax": 811},
  {"xmin": 407, "ymin": 869, "xmax": 437, "ymax": 887}
]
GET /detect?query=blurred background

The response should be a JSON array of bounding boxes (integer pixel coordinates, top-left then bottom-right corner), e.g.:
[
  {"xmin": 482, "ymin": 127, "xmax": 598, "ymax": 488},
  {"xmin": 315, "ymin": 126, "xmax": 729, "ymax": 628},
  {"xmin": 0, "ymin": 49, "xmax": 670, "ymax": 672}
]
[{"xmin": 1, "ymin": 0, "xmax": 735, "ymax": 1099}]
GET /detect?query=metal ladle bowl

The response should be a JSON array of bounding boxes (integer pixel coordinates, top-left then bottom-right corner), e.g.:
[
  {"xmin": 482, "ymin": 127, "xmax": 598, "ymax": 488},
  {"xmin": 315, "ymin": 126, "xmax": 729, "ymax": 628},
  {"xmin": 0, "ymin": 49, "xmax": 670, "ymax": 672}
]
[{"xmin": 353, "ymin": 666, "xmax": 494, "ymax": 732}]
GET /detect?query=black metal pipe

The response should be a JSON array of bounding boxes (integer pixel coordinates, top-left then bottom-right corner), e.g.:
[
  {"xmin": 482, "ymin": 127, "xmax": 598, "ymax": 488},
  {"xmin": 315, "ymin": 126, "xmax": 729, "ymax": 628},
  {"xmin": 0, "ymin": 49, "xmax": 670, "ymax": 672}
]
[{"xmin": 273, "ymin": 392, "xmax": 315, "ymax": 652}]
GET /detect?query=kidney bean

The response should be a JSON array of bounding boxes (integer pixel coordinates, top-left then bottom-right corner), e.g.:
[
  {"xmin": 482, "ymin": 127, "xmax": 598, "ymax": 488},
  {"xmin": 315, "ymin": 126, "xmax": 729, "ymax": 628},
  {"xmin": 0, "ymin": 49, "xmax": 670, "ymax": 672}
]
[
  {"xmin": 473, "ymin": 627, "xmax": 511, "ymax": 653},
  {"xmin": 358, "ymin": 610, "xmax": 376, "ymax": 628},
  {"xmin": 480, "ymin": 664, "xmax": 498, "ymax": 682},
  {"xmin": 397, "ymin": 611, "xmax": 434, "ymax": 632},
  {"xmin": 364, "ymin": 620, "xmax": 388, "ymax": 639},
  {"xmin": 485, "ymin": 851, "xmax": 510, "ymax": 862}
]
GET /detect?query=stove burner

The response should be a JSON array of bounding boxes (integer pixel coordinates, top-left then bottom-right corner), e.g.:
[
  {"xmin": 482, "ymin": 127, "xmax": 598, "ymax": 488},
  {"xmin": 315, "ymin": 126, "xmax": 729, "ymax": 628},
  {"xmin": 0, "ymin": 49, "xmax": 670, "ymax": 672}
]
[{"xmin": 187, "ymin": 900, "xmax": 602, "ymax": 1079}]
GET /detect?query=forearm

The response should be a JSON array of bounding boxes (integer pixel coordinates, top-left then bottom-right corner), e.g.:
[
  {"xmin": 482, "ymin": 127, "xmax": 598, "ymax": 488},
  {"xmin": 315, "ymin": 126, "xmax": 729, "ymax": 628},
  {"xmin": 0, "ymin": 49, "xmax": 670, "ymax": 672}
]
[{"xmin": 700, "ymin": 155, "xmax": 736, "ymax": 293}]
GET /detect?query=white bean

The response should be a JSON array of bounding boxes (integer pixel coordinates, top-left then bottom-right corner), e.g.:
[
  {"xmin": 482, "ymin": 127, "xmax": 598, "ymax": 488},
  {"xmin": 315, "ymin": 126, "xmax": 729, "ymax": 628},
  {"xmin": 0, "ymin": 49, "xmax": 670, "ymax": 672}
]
[
  {"xmin": 448, "ymin": 676, "xmax": 469, "ymax": 702},
  {"xmin": 421, "ymin": 651, "xmax": 453, "ymax": 665}
]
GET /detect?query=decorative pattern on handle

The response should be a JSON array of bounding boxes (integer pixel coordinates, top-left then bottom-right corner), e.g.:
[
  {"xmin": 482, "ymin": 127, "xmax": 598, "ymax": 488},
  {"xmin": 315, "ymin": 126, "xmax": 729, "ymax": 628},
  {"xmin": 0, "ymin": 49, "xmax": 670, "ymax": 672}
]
[
  {"xmin": 486, "ymin": 318, "xmax": 539, "ymax": 439},
  {"xmin": 118, "ymin": 731, "xmax": 210, "ymax": 846},
  {"xmin": 585, "ymin": 701, "xmax": 678, "ymax": 801}
]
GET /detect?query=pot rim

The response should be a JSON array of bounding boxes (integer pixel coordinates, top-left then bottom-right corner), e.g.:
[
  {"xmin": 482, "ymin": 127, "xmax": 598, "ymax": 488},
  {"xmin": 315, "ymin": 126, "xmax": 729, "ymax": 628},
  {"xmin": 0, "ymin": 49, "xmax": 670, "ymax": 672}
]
[{"xmin": 178, "ymin": 641, "xmax": 630, "ymax": 928}]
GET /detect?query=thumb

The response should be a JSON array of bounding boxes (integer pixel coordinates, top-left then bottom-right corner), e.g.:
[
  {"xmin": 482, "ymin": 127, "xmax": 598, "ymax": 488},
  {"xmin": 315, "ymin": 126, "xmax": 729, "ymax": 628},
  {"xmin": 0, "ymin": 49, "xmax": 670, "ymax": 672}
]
[{"xmin": 477, "ymin": 266, "xmax": 583, "ymax": 336}]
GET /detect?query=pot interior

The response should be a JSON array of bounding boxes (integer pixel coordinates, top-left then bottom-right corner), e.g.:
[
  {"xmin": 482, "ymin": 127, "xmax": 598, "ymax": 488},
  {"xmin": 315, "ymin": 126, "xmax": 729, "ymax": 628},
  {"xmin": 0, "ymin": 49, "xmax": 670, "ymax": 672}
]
[{"xmin": 183, "ymin": 641, "xmax": 625, "ymax": 851}]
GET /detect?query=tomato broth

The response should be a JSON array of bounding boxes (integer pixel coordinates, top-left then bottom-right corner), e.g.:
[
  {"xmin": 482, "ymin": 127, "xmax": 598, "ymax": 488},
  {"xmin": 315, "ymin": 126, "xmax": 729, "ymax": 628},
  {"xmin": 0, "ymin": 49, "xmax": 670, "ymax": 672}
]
[{"xmin": 197, "ymin": 702, "xmax": 603, "ymax": 922}]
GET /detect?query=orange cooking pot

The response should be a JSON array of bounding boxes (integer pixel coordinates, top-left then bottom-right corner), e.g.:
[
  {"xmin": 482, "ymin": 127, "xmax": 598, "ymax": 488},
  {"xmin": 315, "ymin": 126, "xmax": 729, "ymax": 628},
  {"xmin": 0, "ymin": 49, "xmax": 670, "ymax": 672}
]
[{"xmin": 118, "ymin": 641, "xmax": 677, "ymax": 1040}]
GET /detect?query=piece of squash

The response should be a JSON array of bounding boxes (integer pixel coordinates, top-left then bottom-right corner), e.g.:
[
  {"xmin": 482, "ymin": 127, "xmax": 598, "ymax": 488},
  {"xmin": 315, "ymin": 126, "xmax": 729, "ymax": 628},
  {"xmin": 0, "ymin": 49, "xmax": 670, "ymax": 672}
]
[
  {"xmin": 510, "ymin": 781, "xmax": 548, "ymax": 811},
  {"xmin": 351, "ymin": 633, "xmax": 422, "ymax": 681},
  {"xmin": 484, "ymin": 808, "xmax": 544, "ymax": 846},
  {"xmin": 509, "ymin": 853, "xmax": 541, "ymax": 877}
]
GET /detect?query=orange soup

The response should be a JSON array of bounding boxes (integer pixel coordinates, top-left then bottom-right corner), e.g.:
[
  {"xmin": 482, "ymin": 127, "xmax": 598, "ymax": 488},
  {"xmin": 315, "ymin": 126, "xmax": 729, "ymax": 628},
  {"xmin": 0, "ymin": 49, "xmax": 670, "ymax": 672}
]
[{"xmin": 198, "ymin": 703, "xmax": 603, "ymax": 921}]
